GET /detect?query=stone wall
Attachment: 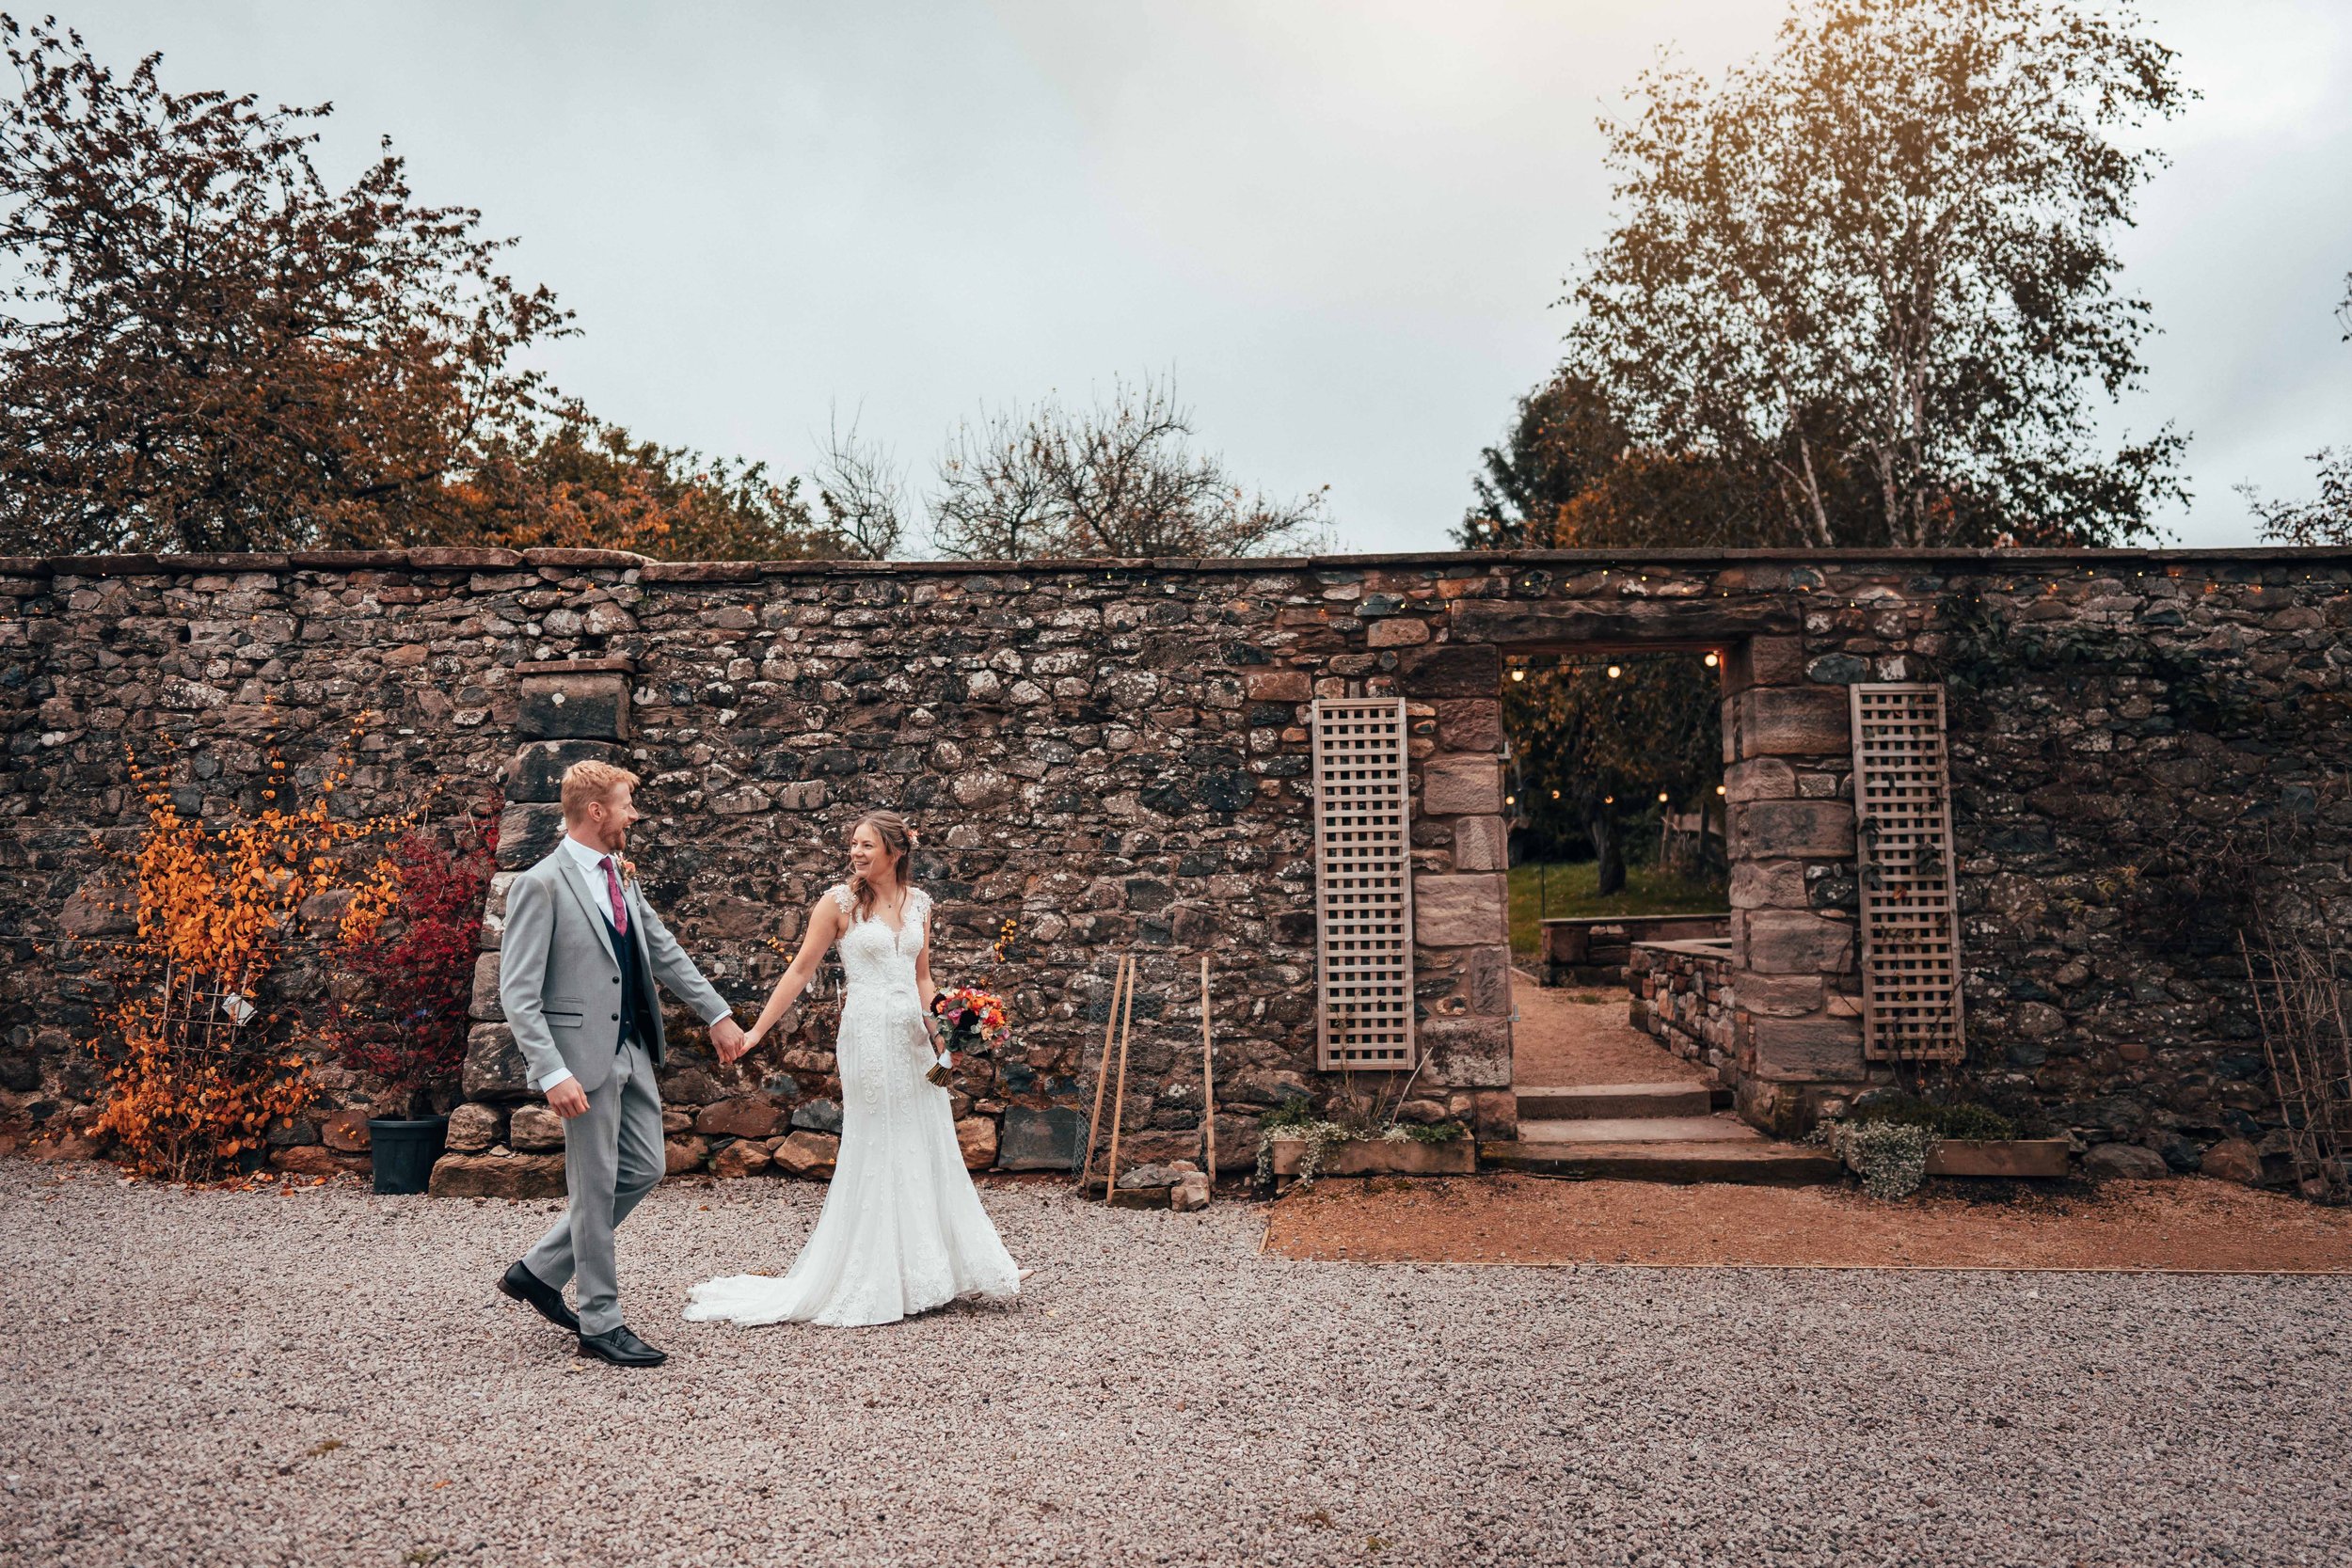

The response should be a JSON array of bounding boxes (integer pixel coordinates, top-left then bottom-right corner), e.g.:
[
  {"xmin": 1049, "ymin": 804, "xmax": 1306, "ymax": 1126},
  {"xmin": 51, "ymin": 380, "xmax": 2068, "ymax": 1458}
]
[
  {"xmin": 1, "ymin": 544, "xmax": 2346, "ymax": 1183},
  {"xmin": 1628, "ymin": 939, "xmax": 1738, "ymax": 1085}
]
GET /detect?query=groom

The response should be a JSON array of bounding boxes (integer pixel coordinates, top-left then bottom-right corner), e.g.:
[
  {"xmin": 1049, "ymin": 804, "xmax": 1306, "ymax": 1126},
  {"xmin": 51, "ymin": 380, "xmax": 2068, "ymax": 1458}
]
[{"xmin": 495, "ymin": 759, "xmax": 744, "ymax": 1367}]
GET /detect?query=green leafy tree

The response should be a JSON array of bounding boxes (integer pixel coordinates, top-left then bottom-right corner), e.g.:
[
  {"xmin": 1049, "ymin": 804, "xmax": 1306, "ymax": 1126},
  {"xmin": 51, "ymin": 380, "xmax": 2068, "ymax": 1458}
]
[{"xmin": 1565, "ymin": 0, "xmax": 2190, "ymax": 547}]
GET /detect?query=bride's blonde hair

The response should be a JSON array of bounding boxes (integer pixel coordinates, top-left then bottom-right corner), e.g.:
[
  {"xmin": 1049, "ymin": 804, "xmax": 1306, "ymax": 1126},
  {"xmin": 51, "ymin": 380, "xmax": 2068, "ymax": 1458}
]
[{"xmin": 848, "ymin": 810, "xmax": 916, "ymax": 922}]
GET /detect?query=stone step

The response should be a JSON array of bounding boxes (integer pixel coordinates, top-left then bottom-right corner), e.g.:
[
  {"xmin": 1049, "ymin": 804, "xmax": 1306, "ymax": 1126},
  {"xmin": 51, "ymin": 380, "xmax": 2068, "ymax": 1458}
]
[
  {"xmin": 1515, "ymin": 1115, "xmax": 1761, "ymax": 1145},
  {"xmin": 1480, "ymin": 1138, "xmax": 1841, "ymax": 1186},
  {"xmin": 1515, "ymin": 1082, "xmax": 1714, "ymax": 1120}
]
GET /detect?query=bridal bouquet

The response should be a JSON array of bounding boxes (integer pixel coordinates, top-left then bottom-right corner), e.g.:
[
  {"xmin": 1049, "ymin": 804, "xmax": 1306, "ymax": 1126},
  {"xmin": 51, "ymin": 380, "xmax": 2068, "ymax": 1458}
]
[{"xmin": 928, "ymin": 987, "xmax": 1010, "ymax": 1085}]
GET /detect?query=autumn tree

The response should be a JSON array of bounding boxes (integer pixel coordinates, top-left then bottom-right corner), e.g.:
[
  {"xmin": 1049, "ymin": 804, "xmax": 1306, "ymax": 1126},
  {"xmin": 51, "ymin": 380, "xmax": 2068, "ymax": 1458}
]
[
  {"xmin": 2244, "ymin": 272, "xmax": 2352, "ymax": 547},
  {"xmin": 926, "ymin": 375, "xmax": 1327, "ymax": 560},
  {"xmin": 0, "ymin": 14, "xmax": 570, "ymax": 555},
  {"xmin": 1565, "ymin": 0, "xmax": 2189, "ymax": 548},
  {"xmin": 0, "ymin": 17, "xmax": 857, "ymax": 562},
  {"xmin": 456, "ymin": 422, "xmax": 856, "ymax": 562}
]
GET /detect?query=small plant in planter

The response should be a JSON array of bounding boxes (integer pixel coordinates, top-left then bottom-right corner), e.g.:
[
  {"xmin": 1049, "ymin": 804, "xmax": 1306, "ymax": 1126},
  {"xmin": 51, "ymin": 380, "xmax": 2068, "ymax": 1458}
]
[
  {"xmin": 326, "ymin": 811, "xmax": 497, "ymax": 1193},
  {"xmin": 1255, "ymin": 1095, "xmax": 1473, "ymax": 1193}
]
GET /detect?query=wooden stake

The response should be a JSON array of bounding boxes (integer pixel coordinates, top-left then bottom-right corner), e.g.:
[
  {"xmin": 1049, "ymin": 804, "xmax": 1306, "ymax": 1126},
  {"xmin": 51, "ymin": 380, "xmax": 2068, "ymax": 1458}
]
[
  {"xmin": 1199, "ymin": 954, "xmax": 1217, "ymax": 1184},
  {"xmin": 1077, "ymin": 955, "xmax": 1128, "ymax": 1191},
  {"xmin": 1103, "ymin": 955, "xmax": 1136, "ymax": 1205}
]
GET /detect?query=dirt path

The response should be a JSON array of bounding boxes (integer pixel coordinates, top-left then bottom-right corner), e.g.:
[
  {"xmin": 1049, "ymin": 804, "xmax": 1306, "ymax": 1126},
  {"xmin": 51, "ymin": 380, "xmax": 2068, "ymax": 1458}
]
[
  {"xmin": 1264, "ymin": 1173, "xmax": 2352, "ymax": 1273},
  {"xmin": 1512, "ymin": 969, "xmax": 1706, "ymax": 1086}
]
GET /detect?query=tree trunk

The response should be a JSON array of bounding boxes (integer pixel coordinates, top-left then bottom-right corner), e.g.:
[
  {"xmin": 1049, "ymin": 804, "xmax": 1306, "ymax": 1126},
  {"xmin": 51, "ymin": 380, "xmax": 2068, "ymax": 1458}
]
[{"xmin": 1586, "ymin": 799, "xmax": 1625, "ymax": 896}]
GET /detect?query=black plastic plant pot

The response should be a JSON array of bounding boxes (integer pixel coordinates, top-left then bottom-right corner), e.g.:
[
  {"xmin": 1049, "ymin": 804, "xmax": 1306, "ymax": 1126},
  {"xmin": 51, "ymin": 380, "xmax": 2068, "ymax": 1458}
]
[{"xmin": 367, "ymin": 1116, "xmax": 448, "ymax": 1195}]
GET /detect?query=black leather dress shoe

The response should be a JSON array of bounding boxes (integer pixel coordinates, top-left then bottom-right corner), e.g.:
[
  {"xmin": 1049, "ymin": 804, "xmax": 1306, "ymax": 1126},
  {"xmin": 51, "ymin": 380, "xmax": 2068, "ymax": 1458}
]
[
  {"xmin": 498, "ymin": 1261, "xmax": 580, "ymax": 1333},
  {"xmin": 577, "ymin": 1324, "xmax": 668, "ymax": 1367}
]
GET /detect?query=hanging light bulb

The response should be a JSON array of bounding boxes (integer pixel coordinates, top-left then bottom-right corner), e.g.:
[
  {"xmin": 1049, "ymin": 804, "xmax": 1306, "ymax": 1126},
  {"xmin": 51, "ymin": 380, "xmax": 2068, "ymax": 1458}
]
[
  {"xmin": 1715, "ymin": 784, "xmax": 1726, "ymax": 796},
  {"xmin": 1659, "ymin": 791, "xmax": 1670, "ymax": 803},
  {"xmin": 1603, "ymin": 795, "xmax": 1614, "ymax": 805},
  {"xmin": 1704, "ymin": 652, "xmax": 1720, "ymax": 668},
  {"xmin": 1606, "ymin": 664, "xmax": 1622, "ymax": 679},
  {"xmin": 1510, "ymin": 666, "xmax": 1525, "ymax": 683},
  {"xmin": 1550, "ymin": 789, "xmax": 1561, "ymax": 800},
  {"xmin": 1505, "ymin": 794, "xmax": 1516, "ymax": 806}
]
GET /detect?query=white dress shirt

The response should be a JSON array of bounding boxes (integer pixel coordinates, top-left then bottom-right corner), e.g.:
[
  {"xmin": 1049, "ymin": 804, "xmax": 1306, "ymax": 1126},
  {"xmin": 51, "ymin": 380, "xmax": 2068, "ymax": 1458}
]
[
  {"xmin": 560, "ymin": 832, "xmax": 624, "ymax": 924},
  {"xmin": 535, "ymin": 834, "xmax": 628, "ymax": 1093}
]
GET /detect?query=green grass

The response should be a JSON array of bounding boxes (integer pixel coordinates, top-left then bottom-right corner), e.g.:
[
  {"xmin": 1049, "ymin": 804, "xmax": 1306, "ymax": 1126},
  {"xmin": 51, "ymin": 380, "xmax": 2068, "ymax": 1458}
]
[{"xmin": 1507, "ymin": 860, "xmax": 1729, "ymax": 958}]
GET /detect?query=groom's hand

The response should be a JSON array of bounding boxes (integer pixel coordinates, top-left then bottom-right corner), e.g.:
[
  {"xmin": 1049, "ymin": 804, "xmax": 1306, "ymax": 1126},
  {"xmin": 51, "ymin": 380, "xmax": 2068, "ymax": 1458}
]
[
  {"xmin": 711, "ymin": 1016, "xmax": 748, "ymax": 1065},
  {"xmin": 546, "ymin": 1080, "xmax": 589, "ymax": 1119}
]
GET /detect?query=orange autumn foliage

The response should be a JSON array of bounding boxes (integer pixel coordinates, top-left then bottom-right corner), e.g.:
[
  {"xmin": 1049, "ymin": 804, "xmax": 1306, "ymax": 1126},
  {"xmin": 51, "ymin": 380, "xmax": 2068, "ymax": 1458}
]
[{"xmin": 90, "ymin": 727, "xmax": 405, "ymax": 1181}]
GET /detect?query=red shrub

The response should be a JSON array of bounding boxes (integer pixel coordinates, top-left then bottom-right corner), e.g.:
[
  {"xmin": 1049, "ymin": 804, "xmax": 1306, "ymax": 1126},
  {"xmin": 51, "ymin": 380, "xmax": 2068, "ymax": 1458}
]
[{"xmin": 329, "ymin": 806, "xmax": 498, "ymax": 1117}]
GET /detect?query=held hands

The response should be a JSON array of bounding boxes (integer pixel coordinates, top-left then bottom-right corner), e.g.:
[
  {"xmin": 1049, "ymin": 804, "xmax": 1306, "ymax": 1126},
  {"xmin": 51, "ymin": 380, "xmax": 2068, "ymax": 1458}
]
[
  {"xmin": 711, "ymin": 1015, "xmax": 750, "ymax": 1066},
  {"xmin": 545, "ymin": 1079, "xmax": 590, "ymax": 1120}
]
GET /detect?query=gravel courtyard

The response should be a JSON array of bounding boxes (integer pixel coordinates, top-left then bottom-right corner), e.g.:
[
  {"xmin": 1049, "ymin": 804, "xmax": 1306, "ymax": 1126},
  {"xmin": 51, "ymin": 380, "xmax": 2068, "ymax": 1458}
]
[{"xmin": 4, "ymin": 1161, "xmax": 2348, "ymax": 1568}]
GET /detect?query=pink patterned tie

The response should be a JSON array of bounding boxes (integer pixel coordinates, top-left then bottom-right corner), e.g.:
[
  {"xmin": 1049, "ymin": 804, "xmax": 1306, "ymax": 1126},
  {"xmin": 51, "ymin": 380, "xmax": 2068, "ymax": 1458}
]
[{"xmin": 599, "ymin": 856, "xmax": 628, "ymax": 936}]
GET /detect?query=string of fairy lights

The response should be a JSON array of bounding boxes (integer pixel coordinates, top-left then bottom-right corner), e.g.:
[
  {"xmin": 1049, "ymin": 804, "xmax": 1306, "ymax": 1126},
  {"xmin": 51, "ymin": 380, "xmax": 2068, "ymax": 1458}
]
[{"xmin": 1499, "ymin": 647, "xmax": 1730, "ymax": 816}]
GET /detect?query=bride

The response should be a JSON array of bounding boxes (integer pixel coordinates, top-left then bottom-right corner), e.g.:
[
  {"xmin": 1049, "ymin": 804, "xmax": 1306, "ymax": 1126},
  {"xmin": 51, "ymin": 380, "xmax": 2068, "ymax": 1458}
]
[{"xmin": 684, "ymin": 810, "xmax": 1024, "ymax": 1328}]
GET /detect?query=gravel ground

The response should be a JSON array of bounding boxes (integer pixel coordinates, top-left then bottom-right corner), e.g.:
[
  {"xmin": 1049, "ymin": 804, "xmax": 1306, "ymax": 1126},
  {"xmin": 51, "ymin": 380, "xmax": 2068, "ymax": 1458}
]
[{"xmin": 4, "ymin": 1160, "xmax": 2349, "ymax": 1567}]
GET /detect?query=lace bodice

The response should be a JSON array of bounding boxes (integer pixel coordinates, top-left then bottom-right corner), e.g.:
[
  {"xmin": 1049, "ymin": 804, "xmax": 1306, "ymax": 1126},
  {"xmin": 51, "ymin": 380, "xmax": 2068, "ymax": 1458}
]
[{"xmin": 830, "ymin": 883, "xmax": 929, "ymax": 998}]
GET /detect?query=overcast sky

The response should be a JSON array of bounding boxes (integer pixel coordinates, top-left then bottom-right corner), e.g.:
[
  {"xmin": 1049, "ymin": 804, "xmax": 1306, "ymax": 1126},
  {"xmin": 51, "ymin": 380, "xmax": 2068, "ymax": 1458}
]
[{"xmin": 65, "ymin": 0, "xmax": 2352, "ymax": 553}]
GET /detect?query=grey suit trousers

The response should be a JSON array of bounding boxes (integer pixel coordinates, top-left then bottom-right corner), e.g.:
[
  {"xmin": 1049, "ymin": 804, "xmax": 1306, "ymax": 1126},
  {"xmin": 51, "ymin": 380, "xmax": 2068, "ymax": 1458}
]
[{"xmin": 519, "ymin": 1037, "xmax": 663, "ymax": 1337}]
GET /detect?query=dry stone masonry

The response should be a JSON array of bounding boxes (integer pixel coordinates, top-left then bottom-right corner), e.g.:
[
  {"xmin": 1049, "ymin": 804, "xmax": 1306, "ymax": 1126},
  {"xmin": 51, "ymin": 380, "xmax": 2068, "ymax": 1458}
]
[{"xmin": 2, "ymin": 545, "xmax": 2346, "ymax": 1188}]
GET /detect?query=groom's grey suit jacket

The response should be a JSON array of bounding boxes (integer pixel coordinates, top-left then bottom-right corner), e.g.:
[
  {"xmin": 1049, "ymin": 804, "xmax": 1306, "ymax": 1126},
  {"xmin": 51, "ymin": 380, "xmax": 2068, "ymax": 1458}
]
[{"xmin": 500, "ymin": 847, "xmax": 731, "ymax": 1096}]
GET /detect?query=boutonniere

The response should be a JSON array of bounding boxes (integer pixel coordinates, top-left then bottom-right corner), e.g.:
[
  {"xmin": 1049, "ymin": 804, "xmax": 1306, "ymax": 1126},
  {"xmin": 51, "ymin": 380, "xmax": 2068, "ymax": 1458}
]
[{"xmin": 617, "ymin": 855, "xmax": 641, "ymax": 885}]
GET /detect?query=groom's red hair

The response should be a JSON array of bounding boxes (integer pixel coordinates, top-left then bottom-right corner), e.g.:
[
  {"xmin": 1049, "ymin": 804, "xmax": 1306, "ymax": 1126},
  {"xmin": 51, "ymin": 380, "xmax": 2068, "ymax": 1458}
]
[{"xmin": 561, "ymin": 759, "xmax": 642, "ymax": 822}]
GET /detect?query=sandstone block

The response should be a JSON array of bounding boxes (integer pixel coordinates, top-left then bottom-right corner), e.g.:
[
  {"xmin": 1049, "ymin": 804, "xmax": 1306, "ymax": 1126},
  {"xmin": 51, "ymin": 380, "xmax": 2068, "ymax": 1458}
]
[
  {"xmin": 509, "ymin": 1104, "xmax": 566, "ymax": 1151},
  {"xmin": 461, "ymin": 1022, "xmax": 532, "ymax": 1102},
  {"xmin": 1170, "ymin": 1171, "xmax": 1213, "ymax": 1211},
  {"xmin": 1728, "ymin": 859, "xmax": 1808, "ymax": 911},
  {"xmin": 320, "ymin": 1108, "xmax": 373, "ymax": 1152},
  {"xmin": 270, "ymin": 1146, "xmax": 345, "ymax": 1177},
  {"xmin": 1415, "ymin": 874, "xmax": 1507, "ymax": 947},
  {"xmin": 1451, "ymin": 816, "xmax": 1508, "ymax": 872},
  {"xmin": 493, "ymin": 802, "xmax": 566, "ymax": 872},
  {"xmin": 1366, "ymin": 617, "xmax": 1429, "ymax": 647},
  {"xmin": 711, "ymin": 1138, "xmax": 771, "ymax": 1178},
  {"xmin": 770, "ymin": 1131, "xmax": 839, "ymax": 1179},
  {"xmin": 696, "ymin": 1095, "xmax": 786, "ymax": 1139},
  {"xmin": 468, "ymin": 950, "xmax": 504, "ymax": 1021},
  {"xmin": 517, "ymin": 671, "xmax": 630, "ymax": 741},
  {"xmin": 444, "ymin": 1103, "xmax": 502, "ymax": 1152},
  {"xmin": 956, "ymin": 1116, "xmax": 997, "ymax": 1170},
  {"xmin": 1724, "ymin": 757, "xmax": 1799, "ymax": 803},
  {"xmin": 1732, "ymin": 974, "xmax": 1823, "ymax": 1018},
  {"xmin": 1421, "ymin": 1016, "xmax": 1512, "ymax": 1088},
  {"xmin": 507, "ymin": 739, "xmax": 627, "ymax": 805},
  {"xmin": 2200, "ymin": 1137, "xmax": 2262, "ymax": 1184},
  {"xmin": 1420, "ymin": 754, "xmax": 1502, "ymax": 816},
  {"xmin": 1737, "ymin": 910, "xmax": 1855, "ymax": 974},
  {"xmin": 1726, "ymin": 636, "xmax": 1804, "ymax": 689},
  {"xmin": 664, "ymin": 1134, "xmax": 711, "ymax": 1176},
  {"xmin": 428, "ymin": 1151, "xmax": 566, "ymax": 1198},
  {"xmin": 1244, "ymin": 669, "xmax": 1311, "ymax": 702},
  {"xmin": 1434, "ymin": 699, "xmax": 1502, "ymax": 752},
  {"xmin": 1395, "ymin": 643, "xmax": 1500, "ymax": 699},
  {"xmin": 1742, "ymin": 1013, "xmax": 1867, "ymax": 1083},
  {"xmin": 1734, "ymin": 800, "xmax": 1855, "ymax": 859},
  {"xmin": 2083, "ymin": 1142, "xmax": 2168, "ymax": 1180},
  {"xmin": 1733, "ymin": 686, "xmax": 1851, "ymax": 757}
]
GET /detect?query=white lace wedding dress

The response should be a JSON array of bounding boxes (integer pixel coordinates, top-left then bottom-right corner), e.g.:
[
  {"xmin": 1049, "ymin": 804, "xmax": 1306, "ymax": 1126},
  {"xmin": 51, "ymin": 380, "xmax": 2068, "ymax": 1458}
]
[{"xmin": 683, "ymin": 885, "xmax": 1022, "ymax": 1328}]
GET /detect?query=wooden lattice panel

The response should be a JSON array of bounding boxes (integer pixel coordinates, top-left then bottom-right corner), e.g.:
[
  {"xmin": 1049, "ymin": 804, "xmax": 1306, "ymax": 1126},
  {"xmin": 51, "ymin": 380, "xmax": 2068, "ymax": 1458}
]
[
  {"xmin": 1851, "ymin": 683, "xmax": 1965, "ymax": 1061},
  {"xmin": 1311, "ymin": 697, "xmax": 1417, "ymax": 1069}
]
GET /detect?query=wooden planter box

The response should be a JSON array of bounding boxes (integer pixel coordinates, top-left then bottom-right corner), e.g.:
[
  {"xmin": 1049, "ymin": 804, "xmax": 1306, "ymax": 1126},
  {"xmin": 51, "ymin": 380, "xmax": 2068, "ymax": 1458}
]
[
  {"xmin": 1923, "ymin": 1138, "xmax": 2070, "ymax": 1179},
  {"xmin": 1268, "ymin": 1135, "xmax": 1477, "ymax": 1180}
]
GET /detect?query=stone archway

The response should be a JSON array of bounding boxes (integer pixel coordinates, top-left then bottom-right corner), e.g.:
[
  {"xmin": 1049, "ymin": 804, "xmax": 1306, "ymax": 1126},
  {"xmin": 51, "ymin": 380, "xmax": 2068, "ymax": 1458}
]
[{"xmin": 1418, "ymin": 582, "xmax": 1868, "ymax": 1135}]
